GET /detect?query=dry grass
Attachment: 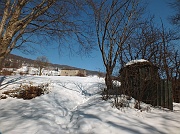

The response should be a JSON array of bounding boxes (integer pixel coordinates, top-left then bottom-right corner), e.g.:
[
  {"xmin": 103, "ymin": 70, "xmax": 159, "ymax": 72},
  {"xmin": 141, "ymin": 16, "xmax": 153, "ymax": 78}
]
[
  {"xmin": 0, "ymin": 70, "xmax": 13, "ymax": 76},
  {"xmin": 1, "ymin": 82, "xmax": 50, "ymax": 100}
]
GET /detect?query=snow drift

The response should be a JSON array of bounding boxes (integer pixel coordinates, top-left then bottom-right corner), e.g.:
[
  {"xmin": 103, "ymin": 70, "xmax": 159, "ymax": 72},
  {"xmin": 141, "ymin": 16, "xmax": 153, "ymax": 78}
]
[{"xmin": 0, "ymin": 75, "xmax": 180, "ymax": 134}]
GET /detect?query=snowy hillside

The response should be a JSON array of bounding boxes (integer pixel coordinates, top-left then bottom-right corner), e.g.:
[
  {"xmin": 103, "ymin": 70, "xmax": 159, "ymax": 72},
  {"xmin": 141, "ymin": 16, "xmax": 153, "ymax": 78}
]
[
  {"xmin": 0, "ymin": 76, "xmax": 180, "ymax": 134},
  {"xmin": 1, "ymin": 54, "xmax": 103, "ymax": 76}
]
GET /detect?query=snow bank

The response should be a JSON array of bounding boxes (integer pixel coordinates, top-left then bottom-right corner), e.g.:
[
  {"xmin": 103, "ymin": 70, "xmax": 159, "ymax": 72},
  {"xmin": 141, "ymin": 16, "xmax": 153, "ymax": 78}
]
[{"xmin": 0, "ymin": 76, "xmax": 180, "ymax": 134}]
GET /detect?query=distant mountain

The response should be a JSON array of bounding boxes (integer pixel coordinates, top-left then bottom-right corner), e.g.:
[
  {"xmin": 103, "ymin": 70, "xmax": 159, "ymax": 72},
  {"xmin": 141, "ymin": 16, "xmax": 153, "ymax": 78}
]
[{"xmin": 2, "ymin": 54, "xmax": 105, "ymax": 76}]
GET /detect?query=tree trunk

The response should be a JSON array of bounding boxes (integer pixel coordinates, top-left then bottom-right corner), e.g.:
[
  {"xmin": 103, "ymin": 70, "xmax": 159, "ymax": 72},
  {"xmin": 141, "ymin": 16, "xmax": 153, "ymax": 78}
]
[
  {"xmin": 104, "ymin": 67, "xmax": 113, "ymax": 99},
  {"xmin": 0, "ymin": 58, "xmax": 4, "ymax": 69},
  {"xmin": 0, "ymin": 35, "xmax": 11, "ymax": 69},
  {"xmin": 0, "ymin": 52, "xmax": 8, "ymax": 69},
  {"xmin": 39, "ymin": 67, "xmax": 42, "ymax": 76}
]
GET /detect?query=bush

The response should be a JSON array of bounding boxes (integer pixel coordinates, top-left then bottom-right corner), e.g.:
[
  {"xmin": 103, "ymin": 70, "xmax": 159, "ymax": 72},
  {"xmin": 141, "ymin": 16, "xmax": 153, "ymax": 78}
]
[
  {"xmin": 0, "ymin": 95, "xmax": 7, "ymax": 99},
  {"xmin": 112, "ymin": 95, "xmax": 130, "ymax": 109},
  {"xmin": 2, "ymin": 82, "xmax": 50, "ymax": 100},
  {"xmin": 112, "ymin": 95, "xmax": 151, "ymax": 112},
  {"xmin": 19, "ymin": 72, "xmax": 28, "ymax": 75},
  {"xmin": 0, "ymin": 70, "xmax": 13, "ymax": 76}
]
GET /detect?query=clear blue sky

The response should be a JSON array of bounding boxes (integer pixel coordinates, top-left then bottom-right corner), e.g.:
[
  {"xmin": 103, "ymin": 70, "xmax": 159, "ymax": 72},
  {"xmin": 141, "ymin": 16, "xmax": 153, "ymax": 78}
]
[{"xmin": 12, "ymin": 0, "xmax": 176, "ymax": 72}]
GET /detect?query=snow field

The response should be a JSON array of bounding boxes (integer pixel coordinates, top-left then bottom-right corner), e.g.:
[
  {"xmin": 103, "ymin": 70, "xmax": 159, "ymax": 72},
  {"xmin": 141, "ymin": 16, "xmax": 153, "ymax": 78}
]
[{"xmin": 0, "ymin": 75, "xmax": 180, "ymax": 134}]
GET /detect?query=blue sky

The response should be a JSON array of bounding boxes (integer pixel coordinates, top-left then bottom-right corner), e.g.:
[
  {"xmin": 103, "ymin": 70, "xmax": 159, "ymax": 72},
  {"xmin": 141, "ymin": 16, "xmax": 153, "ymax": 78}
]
[{"xmin": 12, "ymin": 0, "xmax": 176, "ymax": 72}]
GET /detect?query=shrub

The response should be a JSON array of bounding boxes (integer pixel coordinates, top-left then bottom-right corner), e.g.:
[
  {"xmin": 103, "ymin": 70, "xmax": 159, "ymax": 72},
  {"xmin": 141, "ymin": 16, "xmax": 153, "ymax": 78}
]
[
  {"xmin": 19, "ymin": 72, "xmax": 28, "ymax": 75},
  {"xmin": 0, "ymin": 70, "xmax": 13, "ymax": 76},
  {"xmin": 0, "ymin": 95, "xmax": 7, "ymax": 99},
  {"xmin": 2, "ymin": 82, "xmax": 50, "ymax": 100},
  {"xmin": 112, "ymin": 95, "xmax": 130, "ymax": 109}
]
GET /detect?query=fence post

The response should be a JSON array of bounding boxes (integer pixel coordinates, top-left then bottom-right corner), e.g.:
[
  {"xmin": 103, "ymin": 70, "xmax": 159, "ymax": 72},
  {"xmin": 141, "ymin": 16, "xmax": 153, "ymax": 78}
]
[
  {"xmin": 168, "ymin": 81, "xmax": 173, "ymax": 110},
  {"xmin": 157, "ymin": 79, "xmax": 160, "ymax": 107},
  {"xmin": 161, "ymin": 80, "xmax": 164, "ymax": 107},
  {"xmin": 165, "ymin": 80, "xmax": 168, "ymax": 108}
]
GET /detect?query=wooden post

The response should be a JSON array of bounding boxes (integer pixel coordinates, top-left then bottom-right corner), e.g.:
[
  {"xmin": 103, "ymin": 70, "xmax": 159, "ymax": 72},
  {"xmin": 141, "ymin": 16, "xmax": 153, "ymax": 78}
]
[
  {"xmin": 168, "ymin": 81, "xmax": 173, "ymax": 110},
  {"xmin": 157, "ymin": 79, "xmax": 160, "ymax": 107},
  {"xmin": 161, "ymin": 80, "xmax": 165, "ymax": 107},
  {"xmin": 165, "ymin": 80, "xmax": 168, "ymax": 108}
]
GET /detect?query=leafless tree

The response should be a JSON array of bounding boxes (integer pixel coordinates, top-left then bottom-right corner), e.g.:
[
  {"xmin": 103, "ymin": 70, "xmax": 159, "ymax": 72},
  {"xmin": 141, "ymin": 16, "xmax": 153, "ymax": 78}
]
[
  {"xmin": 118, "ymin": 17, "xmax": 180, "ymax": 105},
  {"xmin": 118, "ymin": 18, "xmax": 159, "ymax": 65},
  {"xmin": 169, "ymin": 0, "xmax": 180, "ymax": 27},
  {"xmin": 0, "ymin": 0, "xmax": 90, "ymax": 67},
  {"xmin": 87, "ymin": 0, "xmax": 144, "ymax": 99},
  {"xmin": 120, "ymin": 17, "xmax": 179, "ymax": 79},
  {"xmin": 36, "ymin": 56, "xmax": 49, "ymax": 76}
]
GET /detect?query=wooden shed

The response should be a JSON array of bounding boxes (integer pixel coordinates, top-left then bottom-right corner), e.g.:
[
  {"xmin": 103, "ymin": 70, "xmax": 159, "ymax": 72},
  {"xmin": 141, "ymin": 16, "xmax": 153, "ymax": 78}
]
[{"xmin": 119, "ymin": 60, "xmax": 173, "ymax": 110}]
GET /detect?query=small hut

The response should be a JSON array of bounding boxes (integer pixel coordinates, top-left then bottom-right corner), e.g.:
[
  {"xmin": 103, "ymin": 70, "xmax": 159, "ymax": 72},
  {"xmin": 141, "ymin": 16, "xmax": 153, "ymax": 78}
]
[{"xmin": 119, "ymin": 59, "xmax": 173, "ymax": 110}]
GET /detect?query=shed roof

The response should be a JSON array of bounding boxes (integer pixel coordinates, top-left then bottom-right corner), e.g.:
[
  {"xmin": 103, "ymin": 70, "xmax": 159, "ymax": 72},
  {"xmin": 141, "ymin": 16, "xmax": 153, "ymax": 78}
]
[
  {"xmin": 125, "ymin": 59, "xmax": 149, "ymax": 67},
  {"xmin": 120, "ymin": 59, "xmax": 158, "ymax": 73}
]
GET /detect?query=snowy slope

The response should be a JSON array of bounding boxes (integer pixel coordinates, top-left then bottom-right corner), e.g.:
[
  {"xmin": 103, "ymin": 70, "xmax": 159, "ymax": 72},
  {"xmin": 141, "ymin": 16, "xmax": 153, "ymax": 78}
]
[{"xmin": 0, "ymin": 76, "xmax": 180, "ymax": 134}]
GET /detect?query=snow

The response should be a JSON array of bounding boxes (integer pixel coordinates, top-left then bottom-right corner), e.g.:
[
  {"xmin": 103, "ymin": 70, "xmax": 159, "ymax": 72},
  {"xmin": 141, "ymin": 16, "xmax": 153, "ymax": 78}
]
[
  {"xmin": 0, "ymin": 75, "xmax": 180, "ymax": 134},
  {"xmin": 125, "ymin": 59, "xmax": 149, "ymax": 66},
  {"xmin": 14, "ymin": 66, "xmax": 60, "ymax": 76}
]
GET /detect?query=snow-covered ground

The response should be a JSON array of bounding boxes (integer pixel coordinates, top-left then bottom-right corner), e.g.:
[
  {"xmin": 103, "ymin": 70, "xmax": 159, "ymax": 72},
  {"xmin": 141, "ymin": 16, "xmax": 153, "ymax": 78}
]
[{"xmin": 0, "ymin": 75, "xmax": 180, "ymax": 134}]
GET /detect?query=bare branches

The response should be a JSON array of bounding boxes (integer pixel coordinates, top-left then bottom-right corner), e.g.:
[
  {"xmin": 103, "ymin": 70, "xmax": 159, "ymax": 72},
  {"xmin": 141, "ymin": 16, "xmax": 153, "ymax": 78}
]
[
  {"xmin": 87, "ymin": 0, "xmax": 144, "ymax": 100},
  {"xmin": 0, "ymin": 1, "xmax": 56, "ymax": 61},
  {"xmin": 0, "ymin": 0, "xmax": 10, "ymax": 38},
  {"xmin": 168, "ymin": 0, "xmax": 180, "ymax": 26},
  {"xmin": 36, "ymin": 56, "xmax": 49, "ymax": 76},
  {"xmin": 0, "ymin": 0, "xmax": 91, "ymax": 66}
]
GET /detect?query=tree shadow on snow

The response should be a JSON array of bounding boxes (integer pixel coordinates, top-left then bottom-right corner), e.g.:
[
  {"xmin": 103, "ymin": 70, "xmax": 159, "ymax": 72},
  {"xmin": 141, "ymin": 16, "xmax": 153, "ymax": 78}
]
[
  {"xmin": 0, "ymin": 76, "xmax": 6, "ymax": 86},
  {"xmin": 56, "ymin": 82, "xmax": 105, "ymax": 97},
  {"xmin": 0, "ymin": 93, "xmax": 70, "ymax": 133},
  {"xmin": 0, "ymin": 76, "xmax": 28, "ymax": 90}
]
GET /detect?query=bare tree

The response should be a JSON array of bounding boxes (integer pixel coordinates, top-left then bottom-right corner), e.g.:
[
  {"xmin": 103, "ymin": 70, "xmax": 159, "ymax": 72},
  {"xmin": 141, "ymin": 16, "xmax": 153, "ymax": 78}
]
[
  {"xmin": 36, "ymin": 56, "xmax": 49, "ymax": 76},
  {"xmin": 118, "ymin": 17, "xmax": 180, "ymax": 105},
  {"xmin": 169, "ymin": 0, "xmax": 180, "ymax": 27},
  {"xmin": 0, "ymin": 0, "xmax": 89, "ymax": 67},
  {"xmin": 120, "ymin": 17, "xmax": 179, "ymax": 79},
  {"xmin": 87, "ymin": 0, "xmax": 144, "ymax": 99},
  {"xmin": 118, "ymin": 18, "xmax": 159, "ymax": 64}
]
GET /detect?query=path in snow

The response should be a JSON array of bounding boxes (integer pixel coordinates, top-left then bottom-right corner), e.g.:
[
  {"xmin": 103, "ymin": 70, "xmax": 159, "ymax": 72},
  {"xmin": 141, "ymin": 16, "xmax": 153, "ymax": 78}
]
[
  {"xmin": 0, "ymin": 76, "xmax": 180, "ymax": 134},
  {"xmin": 0, "ymin": 76, "xmax": 105, "ymax": 133}
]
